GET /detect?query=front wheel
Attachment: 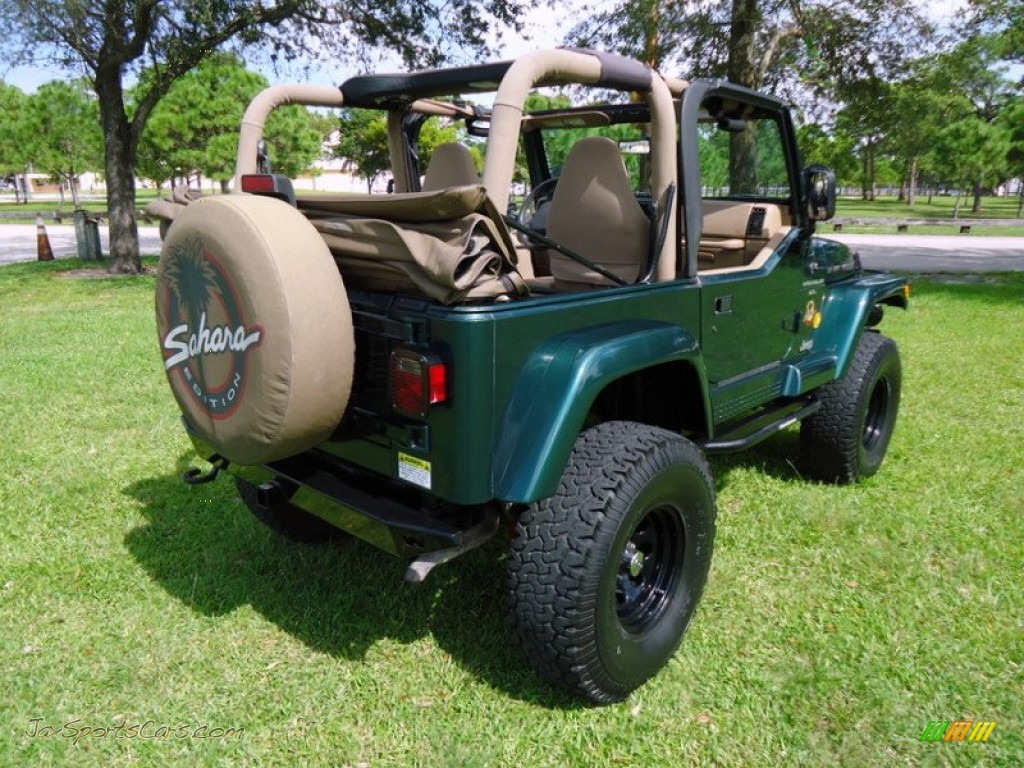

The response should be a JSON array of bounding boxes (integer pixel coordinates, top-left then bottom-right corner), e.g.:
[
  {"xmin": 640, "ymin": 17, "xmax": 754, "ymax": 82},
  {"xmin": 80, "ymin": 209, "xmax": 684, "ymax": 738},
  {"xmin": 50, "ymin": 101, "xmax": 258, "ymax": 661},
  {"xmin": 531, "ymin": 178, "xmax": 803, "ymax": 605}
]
[
  {"xmin": 800, "ymin": 331, "xmax": 902, "ymax": 483},
  {"xmin": 506, "ymin": 421, "xmax": 716, "ymax": 703}
]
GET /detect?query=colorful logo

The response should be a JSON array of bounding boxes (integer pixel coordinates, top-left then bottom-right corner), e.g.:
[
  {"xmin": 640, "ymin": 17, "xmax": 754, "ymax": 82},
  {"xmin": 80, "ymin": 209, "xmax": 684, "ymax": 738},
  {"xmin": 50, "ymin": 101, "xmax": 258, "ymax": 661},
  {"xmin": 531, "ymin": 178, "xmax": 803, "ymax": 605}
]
[
  {"xmin": 920, "ymin": 720, "xmax": 997, "ymax": 743},
  {"xmin": 160, "ymin": 238, "xmax": 263, "ymax": 418}
]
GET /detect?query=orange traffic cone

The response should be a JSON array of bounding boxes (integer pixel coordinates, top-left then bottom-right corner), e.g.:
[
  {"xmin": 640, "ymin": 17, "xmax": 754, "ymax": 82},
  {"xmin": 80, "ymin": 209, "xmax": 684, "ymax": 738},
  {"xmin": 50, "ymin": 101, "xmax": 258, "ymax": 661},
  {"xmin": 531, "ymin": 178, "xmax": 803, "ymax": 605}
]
[{"xmin": 36, "ymin": 215, "xmax": 54, "ymax": 262}]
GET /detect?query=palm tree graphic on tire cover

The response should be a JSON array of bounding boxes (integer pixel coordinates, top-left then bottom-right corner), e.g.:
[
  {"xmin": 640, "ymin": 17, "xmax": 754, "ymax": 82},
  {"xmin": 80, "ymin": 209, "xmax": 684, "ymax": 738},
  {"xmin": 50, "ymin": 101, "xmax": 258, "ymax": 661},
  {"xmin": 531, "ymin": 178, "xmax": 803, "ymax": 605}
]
[{"xmin": 163, "ymin": 238, "xmax": 219, "ymax": 332}]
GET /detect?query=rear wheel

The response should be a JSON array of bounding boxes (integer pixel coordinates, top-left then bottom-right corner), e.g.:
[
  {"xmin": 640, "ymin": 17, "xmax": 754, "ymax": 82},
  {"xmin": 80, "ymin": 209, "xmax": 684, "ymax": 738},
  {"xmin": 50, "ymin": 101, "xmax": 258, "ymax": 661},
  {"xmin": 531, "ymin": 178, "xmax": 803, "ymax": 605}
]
[
  {"xmin": 506, "ymin": 421, "xmax": 716, "ymax": 703},
  {"xmin": 235, "ymin": 477, "xmax": 346, "ymax": 544},
  {"xmin": 800, "ymin": 331, "xmax": 901, "ymax": 483}
]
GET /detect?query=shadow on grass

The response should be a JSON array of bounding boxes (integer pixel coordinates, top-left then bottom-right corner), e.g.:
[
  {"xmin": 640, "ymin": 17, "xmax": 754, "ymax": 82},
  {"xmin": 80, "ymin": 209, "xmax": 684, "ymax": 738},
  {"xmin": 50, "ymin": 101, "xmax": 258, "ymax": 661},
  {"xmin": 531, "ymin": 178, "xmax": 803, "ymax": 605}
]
[
  {"xmin": 123, "ymin": 452, "xmax": 584, "ymax": 709},
  {"xmin": 709, "ymin": 430, "xmax": 806, "ymax": 491}
]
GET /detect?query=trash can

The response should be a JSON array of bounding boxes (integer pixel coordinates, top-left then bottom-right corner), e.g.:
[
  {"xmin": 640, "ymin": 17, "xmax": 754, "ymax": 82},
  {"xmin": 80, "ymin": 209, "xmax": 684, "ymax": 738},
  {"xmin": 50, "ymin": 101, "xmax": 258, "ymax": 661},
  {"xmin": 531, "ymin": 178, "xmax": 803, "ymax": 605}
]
[{"xmin": 72, "ymin": 209, "xmax": 102, "ymax": 260}]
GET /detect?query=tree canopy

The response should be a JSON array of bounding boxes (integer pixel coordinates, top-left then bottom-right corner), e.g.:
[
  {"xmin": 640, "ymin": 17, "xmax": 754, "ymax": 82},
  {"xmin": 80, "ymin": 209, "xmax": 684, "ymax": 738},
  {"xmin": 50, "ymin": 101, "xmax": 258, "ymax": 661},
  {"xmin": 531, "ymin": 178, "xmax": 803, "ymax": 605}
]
[
  {"xmin": 136, "ymin": 54, "xmax": 324, "ymax": 191},
  {"xmin": 1, "ymin": 0, "xmax": 527, "ymax": 273}
]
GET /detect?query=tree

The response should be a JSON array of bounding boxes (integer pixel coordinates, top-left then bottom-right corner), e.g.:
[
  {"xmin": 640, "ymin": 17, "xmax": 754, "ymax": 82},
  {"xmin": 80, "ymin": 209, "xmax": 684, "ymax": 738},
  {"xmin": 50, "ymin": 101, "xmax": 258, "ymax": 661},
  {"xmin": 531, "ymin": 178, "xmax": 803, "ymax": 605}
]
[
  {"xmin": 932, "ymin": 118, "xmax": 1010, "ymax": 217},
  {"xmin": 969, "ymin": 0, "xmax": 1024, "ymax": 63},
  {"xmin": 997, "ymin": 97, "xmax": 1024, "ymax": 215},
  {"xmin": 331, "ymin": 109, "xmax": 462, "ymax": 191},
  {"xmin": 568, "ymin": 0, "xmax": 930, "ymax": 97},
  {"xmin": 25, "ymin": 80, "xmax": 103, "ymax": 207},
  {"xmin": 3, "ymin": 0, "xmax": 527, "ymax": 274},
  {"xmin": 332, "ymin": 109, "xmax": 392, "ymax": 192},
  {"xmin": 136, "ymin": 55, "xmax": 324, "ymax": 192},
  {"xmin": 796, "ymin": 122, "xmax": 858, "ymax": 189},
  {"xmin": 924, "ymin": 36, "xmax": 1018, "ymax": 211},
  {"xmin": 0, "ymin": 82, "xmax": 32, "ymax": 203}
]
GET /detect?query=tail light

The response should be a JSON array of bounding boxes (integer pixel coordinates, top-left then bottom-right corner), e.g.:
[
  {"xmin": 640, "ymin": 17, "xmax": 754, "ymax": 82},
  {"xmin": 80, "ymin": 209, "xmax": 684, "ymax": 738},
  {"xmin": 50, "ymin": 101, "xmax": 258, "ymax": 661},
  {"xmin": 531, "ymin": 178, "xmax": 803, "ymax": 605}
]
[
  {"xmin": 239, "ymin": 174, "xmax": 295, "ymax": 204},
  {"xmin": 240, "ymin": 174, "xmax": 277, "ymax": 193},
  {"xmin": 390, "ymin": 348, "xmax": 448, "ymax": 419}
]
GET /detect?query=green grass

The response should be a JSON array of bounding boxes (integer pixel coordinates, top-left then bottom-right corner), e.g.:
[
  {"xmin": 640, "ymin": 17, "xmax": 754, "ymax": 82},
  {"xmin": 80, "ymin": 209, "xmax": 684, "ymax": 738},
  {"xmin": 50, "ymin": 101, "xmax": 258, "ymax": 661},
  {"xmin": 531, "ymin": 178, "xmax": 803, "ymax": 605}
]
[
  {"xmin": 1, "ymin": 261, "xmax": 1022, "ymax": 766},
  {"xmin": 836, "ymin": 194, "xmax": 1024, "ymax": 222},
  {"xmin": 0, "ymin": 190, "xmax": 162, "ymax": 223},
  {"xmin": 832, "ymin": 223, "xmax": 1024, "ymax": 237}
]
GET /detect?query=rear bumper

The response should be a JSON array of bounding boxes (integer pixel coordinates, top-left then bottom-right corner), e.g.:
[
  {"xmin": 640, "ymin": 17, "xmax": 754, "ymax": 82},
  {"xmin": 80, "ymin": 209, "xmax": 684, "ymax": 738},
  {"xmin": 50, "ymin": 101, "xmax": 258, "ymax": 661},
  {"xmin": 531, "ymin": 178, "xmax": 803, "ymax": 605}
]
[{"xmin": 186, "ymin": 430, "xmax": 472, "ymax": 559}]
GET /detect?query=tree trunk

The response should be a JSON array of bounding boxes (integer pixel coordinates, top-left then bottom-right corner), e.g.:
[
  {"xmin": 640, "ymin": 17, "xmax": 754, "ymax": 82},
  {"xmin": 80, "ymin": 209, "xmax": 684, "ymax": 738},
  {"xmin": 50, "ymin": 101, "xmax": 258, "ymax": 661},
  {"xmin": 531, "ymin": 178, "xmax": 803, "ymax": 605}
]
[
  {"xmin": 861, "ymin": 148, "xmax": 873, "ymax": 201},
  {"xmin": 725, "ymin": 0, "xmax": 760, "ymax": 193},
  {"xmin": 953, "ymin": 186, "xmax": 962, "ymax": 219},
  {"xmin": 95, "ymin": 67, "xmax": 142, "ymax": 274},
  {"xmin": 220, "ymin": 179, "xmax": 230, "ymax": 193},
  {"xmin": 869, "ymin": 149, "xmax": 877, "ymax": 201},
  {"xmin": 907, "ymin": 156, "xmax": 918, "ymax": 207},
  {"xmin": 727, "ymin": 0, "xmax": 759, "ymax": 88},
  {"xmin": 971, "ymin": 176, "xmax": 982, "ymax": 213}
]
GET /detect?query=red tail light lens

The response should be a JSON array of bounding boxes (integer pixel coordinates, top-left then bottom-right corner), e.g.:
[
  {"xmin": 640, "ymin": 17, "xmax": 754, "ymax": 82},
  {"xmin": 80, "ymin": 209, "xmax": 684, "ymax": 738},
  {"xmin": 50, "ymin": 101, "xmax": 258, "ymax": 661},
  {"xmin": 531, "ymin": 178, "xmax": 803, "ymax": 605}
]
[
  {"xmin": 240, "ymin": 174, "xmax": 277, "ymax": 194},
  {"xmin": 390, "ymin": 349, "xmax": 448, "ymax": 419}
]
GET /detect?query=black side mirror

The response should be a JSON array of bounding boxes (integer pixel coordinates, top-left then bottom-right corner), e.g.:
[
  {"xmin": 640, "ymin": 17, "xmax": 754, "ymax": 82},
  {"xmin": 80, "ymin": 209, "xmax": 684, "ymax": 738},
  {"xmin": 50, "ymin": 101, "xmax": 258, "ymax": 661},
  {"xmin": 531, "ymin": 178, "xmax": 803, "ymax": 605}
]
[{"xmin": 805, "ymin": 165, "xmax": 836, "ymax": 221}]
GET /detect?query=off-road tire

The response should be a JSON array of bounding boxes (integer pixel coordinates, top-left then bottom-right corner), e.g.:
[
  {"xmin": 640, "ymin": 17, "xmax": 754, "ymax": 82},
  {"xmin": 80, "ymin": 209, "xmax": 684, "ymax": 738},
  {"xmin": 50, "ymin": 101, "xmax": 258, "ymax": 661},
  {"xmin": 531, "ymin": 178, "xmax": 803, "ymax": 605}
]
[
  {"xmin": 235, "ymin": 477, "xmax": 346, "ymax": 544},
  {"xmin": 506, "ymin": 421, "xmax": 716, "ymax": 703},
  {"xmin": 800, "ymin": 331, "xmax": 901, "ymax": 484}
]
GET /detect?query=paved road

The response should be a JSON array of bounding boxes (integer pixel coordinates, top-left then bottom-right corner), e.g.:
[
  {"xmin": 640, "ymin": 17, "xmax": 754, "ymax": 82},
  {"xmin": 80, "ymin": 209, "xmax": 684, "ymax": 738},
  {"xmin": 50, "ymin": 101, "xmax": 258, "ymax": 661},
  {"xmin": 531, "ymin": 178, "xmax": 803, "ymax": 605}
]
[
  {"xmin": 827, "ymin": 233, "xmax": 1024, "ymax": 272},
  {"xmin": 0, "ymin": 224, "xmax": 162, "ymax": 266},
  {"xmin": 1, "ymin": 225, "xmax": 1023, "ymax": 272}
]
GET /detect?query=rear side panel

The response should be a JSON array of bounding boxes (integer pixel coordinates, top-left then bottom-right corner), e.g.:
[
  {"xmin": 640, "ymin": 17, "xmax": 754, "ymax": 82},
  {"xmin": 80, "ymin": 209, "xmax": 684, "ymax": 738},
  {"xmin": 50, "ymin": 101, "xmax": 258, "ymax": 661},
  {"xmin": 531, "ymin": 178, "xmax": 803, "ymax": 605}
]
[{"xmin": 326, "ymin": 281, "xmax": 705, "ymax": 505}]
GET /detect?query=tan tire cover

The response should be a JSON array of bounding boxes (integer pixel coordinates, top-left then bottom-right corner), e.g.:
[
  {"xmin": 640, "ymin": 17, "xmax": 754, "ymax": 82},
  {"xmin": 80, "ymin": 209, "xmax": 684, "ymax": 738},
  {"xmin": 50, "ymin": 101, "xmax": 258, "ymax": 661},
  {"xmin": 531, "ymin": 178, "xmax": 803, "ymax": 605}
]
[{"xmin": 155, "ymin": 195, "xmax": 354, "ymax": 465}]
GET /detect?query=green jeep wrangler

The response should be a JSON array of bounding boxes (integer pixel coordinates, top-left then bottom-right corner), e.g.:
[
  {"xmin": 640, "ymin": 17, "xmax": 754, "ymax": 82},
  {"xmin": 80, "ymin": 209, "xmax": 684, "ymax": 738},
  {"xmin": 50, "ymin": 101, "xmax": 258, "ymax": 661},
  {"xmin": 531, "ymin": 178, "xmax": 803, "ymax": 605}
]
[{"xmin": 151, "ymin": 49, "xmax": 908, "ymax": 703}]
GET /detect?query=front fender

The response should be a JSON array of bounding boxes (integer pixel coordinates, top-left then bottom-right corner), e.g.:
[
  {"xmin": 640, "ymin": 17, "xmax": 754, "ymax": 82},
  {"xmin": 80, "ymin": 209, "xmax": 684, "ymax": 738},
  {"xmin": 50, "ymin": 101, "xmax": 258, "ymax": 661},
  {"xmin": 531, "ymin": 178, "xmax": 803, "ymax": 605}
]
[
  {"xmin": 821, "ymin": 272, "xmax": 908, "ymax": 378},
  {"xmin": 492, "ymin": 320, "xmax": 701, "ymax": 503}
]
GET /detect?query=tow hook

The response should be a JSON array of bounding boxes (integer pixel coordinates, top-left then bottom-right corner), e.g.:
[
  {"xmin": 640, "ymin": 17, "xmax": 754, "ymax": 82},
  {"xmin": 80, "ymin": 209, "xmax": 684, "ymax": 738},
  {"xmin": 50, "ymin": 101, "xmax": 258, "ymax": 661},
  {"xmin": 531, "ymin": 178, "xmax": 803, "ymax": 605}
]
[{"xmin": 183, "ymin": 455, "xmax": 230, "ymax": 485}]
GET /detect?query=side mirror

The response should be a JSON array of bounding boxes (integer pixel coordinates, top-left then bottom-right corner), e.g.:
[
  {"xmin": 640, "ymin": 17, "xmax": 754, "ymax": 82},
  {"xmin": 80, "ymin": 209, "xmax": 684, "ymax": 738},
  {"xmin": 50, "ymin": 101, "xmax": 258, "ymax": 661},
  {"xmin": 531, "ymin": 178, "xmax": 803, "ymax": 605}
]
[{"xmin": 805, "ymin": 165, "xmax": 836, "ymax": 221}]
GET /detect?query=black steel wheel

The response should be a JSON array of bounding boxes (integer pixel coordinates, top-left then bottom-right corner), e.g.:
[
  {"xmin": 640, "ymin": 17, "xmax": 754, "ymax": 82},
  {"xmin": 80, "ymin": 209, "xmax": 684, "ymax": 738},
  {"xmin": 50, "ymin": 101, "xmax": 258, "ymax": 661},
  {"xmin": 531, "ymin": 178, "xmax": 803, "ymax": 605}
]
[
  {"xmin": 800, "ymin": 330, "xmax": 902, "ymax": 483},
  {"xmin": 235, "ymin": 477, "xmax": 346, "ymax": 544},
  {"xmin": 507, "ymin": 421, "xmax": 716, "ymax": 703}
]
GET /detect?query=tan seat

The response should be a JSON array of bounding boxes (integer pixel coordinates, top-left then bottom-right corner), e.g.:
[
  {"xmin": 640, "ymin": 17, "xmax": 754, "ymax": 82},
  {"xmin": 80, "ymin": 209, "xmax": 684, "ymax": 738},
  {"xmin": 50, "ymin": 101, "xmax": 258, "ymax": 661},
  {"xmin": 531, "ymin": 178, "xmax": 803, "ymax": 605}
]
[
  {"xmin": 545, "ymin": 136, "xmax": 650, "ymax": 288},
  {"xmin": 422, "ymin": 142, "xmax": 480, "ymax": 191}
]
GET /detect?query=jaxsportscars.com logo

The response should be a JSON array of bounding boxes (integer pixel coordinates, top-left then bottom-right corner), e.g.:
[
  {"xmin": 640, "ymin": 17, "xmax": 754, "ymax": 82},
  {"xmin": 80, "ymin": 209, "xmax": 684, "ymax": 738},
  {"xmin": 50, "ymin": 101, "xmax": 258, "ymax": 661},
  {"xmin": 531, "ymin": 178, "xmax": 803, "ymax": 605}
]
[{"xmin": 159, "ymin": 238, "xmax": 263, "ymax": 418}]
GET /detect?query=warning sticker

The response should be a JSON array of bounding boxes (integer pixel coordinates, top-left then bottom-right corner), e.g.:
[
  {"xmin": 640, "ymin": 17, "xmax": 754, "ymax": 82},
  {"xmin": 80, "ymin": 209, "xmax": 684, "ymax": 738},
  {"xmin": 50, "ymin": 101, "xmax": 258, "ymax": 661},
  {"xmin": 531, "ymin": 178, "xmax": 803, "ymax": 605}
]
[{"xmin": 398, "ymin": 452, "xmax": 432, "ymax": 490}]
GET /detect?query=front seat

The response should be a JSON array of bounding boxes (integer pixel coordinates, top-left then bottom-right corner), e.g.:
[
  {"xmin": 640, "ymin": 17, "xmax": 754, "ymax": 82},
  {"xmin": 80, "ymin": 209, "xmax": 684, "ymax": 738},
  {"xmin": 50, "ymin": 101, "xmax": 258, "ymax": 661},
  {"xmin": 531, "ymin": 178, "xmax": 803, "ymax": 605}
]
[
  {"xmin": 545, "ymin": 136, "xmax": 650, "ymax": 288},
  {"xmin": 422, "ymin": 142, "xmax": 480, "ymax": 191}
]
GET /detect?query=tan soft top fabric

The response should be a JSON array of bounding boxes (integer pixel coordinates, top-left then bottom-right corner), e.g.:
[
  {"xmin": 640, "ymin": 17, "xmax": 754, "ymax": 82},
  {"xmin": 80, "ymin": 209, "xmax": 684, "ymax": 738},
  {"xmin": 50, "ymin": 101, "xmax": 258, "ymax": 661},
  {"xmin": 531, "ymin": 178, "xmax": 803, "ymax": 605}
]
[
  {"xmin": 297, "ymin": 184, "xmax": 487, "ymax": 222},
  {"xmin": 305, "ymin": 185, "xmax": 527, "ymax": 304}
]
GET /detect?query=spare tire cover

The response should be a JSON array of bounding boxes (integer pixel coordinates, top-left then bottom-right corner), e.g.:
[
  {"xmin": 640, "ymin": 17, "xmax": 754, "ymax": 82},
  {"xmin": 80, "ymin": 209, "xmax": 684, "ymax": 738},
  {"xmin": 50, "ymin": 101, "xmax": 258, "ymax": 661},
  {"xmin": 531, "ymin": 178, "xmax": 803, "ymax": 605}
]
[{"xmin": 155, "ymin": 194, "xmax": 354, "ymax": 465}]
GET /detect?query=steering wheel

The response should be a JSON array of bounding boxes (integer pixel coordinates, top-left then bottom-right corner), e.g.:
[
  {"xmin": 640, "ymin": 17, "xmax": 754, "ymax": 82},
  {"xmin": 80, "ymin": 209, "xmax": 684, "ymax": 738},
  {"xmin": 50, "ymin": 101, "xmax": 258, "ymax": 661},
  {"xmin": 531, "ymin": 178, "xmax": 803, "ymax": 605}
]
[{"xmin": 514, "ymin": 177, "xmax": 559, "ymax": 249}]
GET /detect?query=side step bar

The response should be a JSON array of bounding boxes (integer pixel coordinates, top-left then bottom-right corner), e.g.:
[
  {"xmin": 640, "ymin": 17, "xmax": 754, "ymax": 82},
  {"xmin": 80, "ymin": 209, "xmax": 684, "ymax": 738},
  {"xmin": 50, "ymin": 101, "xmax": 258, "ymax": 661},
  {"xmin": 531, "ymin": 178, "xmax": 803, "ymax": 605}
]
[{"xmin": 700, "ymin": 399, "xmax": 820, "ymax": 453}]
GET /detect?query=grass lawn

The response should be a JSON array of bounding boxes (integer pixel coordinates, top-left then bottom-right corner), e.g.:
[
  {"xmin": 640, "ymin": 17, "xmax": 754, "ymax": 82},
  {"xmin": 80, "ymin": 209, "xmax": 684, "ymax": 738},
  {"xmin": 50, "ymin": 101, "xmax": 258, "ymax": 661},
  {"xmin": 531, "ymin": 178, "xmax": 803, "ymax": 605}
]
[
  {"xmin": 834, "ymin": 195, "xmax": 1024, "ymax": 236},
  {"xmin": 836, "ymin": 195, "xmax": 1024, "ymax": 222},
  {"xmin": 1, "ymin": 260, "xmax": 1022, "ymax": 766},
  {"xmin": 0, "ymin": 190, "xmax": 163, "ymax": 223}
]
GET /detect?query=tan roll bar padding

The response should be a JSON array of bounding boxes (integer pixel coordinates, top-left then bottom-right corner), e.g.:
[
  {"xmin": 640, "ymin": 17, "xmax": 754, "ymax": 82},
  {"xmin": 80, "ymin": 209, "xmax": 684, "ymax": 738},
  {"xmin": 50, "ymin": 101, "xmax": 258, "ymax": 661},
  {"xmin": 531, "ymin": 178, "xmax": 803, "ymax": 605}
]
[
  {"xmin": 484, "ymin": 50, "xmax": 602, "ymax": 215},
  {"xmin": 646, "ymin": 74, "xmax": 677, "ymax": 281},
  {"xmin": 233, "ymin": 84, "xmax": 345, "ymax": 190},
  {"xmin": 483, "ymin": 49, "xmax": 677, "ymax": 282},
  {"xmin": 663, "ymin": 77, "xmax": 690, "ymax": 98}
]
